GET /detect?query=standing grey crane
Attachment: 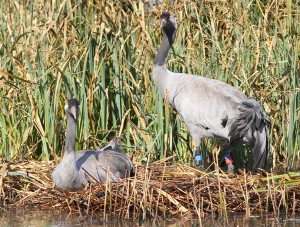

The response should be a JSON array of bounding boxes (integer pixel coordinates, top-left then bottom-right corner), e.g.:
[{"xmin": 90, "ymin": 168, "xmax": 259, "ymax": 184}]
[
  {"xmin": 51, "ymin": 98, "xmax": 134, "ymax": 191},
  {"xmin": 153, "ymin": 12, "xmax": 270, "ymax": 172}
]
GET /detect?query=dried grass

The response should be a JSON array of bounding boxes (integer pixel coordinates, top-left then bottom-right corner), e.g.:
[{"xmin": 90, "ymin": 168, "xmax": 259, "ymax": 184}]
[{"xmin": 1, "ymin": 160, "xmax": 299, "ymax": 219}]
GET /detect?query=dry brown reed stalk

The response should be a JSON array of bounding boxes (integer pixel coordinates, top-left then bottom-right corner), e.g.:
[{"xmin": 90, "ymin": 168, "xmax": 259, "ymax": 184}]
[{"xmin": 0, "ymin": 160, "xmax": 300, "ymax": 219}]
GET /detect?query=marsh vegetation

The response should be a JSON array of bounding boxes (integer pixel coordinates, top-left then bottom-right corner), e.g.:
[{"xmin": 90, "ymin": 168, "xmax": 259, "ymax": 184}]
[{"xmin": 0, "ymin": 0, "xmax": 299, "ymax": 220}]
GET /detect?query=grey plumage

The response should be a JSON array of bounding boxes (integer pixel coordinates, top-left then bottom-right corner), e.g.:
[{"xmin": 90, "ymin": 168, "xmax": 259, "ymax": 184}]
[
  {"xmin": 153, "ymin": 12, "xmax": 270, "ymax": 171},
  {"xmin": 51, "ymin": 99, "xmax": 134, "ymax": 191}
]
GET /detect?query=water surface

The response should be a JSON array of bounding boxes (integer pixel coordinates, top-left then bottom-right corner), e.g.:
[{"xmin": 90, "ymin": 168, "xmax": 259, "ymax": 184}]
[{"xmin": 1, "ymin": 208, "xmax": 299, "ymax": 226}]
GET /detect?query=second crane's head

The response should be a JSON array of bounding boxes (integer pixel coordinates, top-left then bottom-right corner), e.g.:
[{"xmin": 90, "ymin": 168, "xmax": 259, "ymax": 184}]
[
  {"xmin": 65, "ymin": 98, "xmax": 80, "ymax": 121},
  {"xmin": 160, "ymin": 12, "xmax": 176, "ymax": 36}
]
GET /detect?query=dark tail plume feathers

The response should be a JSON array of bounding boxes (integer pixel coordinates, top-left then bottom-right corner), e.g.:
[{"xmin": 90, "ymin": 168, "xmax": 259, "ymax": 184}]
[{"xmin": 229, "ymin": 99, "xmax": 270, "ymax": 171}]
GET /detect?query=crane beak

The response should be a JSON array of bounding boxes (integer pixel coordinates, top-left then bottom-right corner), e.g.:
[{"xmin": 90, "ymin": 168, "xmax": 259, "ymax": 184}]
[
  {"xmin": 160, "ymin": 17, "xmax": 169, "ymax": 27},
  {"xmin": 64, "ymin": 103, "xmax": 78, "ymax": 120},
  {"xmin": 70, "ymin": 106, "xmax": 78, "ymax": 120}
]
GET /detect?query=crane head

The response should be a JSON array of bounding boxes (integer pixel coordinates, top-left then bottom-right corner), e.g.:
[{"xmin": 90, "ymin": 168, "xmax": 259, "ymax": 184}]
[
  {"xmin": 65, "ymin": 98, "xmax": 80, "ymax": 120},
  {"xmin": 160, "ymin": 12, "xmax": 176, "ymax": 32}
]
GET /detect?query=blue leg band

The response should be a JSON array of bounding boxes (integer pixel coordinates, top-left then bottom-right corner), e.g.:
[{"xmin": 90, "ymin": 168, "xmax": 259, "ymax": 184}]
[{"xmin": 195, "ymin": 155, "xmax": 203, "ymax": 161}]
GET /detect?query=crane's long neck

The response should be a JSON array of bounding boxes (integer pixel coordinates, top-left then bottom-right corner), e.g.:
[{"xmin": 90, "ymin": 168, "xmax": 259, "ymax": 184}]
[
  {"xmin": 154, "ymin": 30, "xmax": 176, "ymax": 67},
  {"xmin": 65, "ymin": 115, "xmax": 76, "ymax": 156}
]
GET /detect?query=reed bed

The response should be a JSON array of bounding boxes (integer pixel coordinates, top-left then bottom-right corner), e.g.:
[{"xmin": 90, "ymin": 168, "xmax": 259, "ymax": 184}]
[
  {"xmin": 1, "ymin": 160, "xmax": 299, "ymax": 219},
  {"xmin": 0, "ymin": 0, "xmax": 299, "ymax": 220},
  {"xmin": 0, "ymin": 0, "xmax": 299, "ymax": 171}
]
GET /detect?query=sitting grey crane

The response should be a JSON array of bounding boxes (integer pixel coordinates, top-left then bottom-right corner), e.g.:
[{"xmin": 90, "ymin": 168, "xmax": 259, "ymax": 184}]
[
  {"xmin": 153, "ymin": 12, "xmax": 270, "ymax": 172},
  {"xmin": 51, "ymin": 98, "xmax": 134, "ymax": 191}
]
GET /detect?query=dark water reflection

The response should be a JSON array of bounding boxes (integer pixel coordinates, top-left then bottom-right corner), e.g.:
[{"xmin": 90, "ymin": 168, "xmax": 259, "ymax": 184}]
[{"xmin": 1, "ymin": 208, "xmax": 300, "ymax": 227}]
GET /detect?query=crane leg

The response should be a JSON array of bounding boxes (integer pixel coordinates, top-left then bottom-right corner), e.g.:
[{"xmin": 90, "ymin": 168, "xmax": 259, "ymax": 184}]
[
  {"xmin": 194, "ymin": 146, "xmax": 203, "ymax": 169},
  {"xmin": 224, "ymin": 152, "xmax": 235, "ymax": 173}
]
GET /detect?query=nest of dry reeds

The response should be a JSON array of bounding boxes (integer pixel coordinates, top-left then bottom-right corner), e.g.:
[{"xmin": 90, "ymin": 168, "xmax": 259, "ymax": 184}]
[{"xmin": 1, "ymin": 160, "xmax": 299, "ymax": 219}]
